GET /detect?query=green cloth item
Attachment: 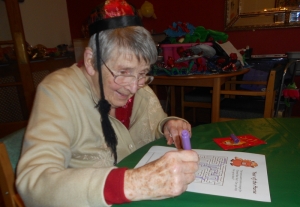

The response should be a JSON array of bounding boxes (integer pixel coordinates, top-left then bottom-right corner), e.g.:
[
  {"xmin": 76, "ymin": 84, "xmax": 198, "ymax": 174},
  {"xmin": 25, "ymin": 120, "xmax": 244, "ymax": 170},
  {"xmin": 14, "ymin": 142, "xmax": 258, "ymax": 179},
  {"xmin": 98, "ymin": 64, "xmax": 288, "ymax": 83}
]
[
  {"xmin": 117, "ymin": 118, "xmax": 300, "ymax": 207},
  {"xmin": 0, "ymin": 128, "xmax": 25, "ymax": 173}
]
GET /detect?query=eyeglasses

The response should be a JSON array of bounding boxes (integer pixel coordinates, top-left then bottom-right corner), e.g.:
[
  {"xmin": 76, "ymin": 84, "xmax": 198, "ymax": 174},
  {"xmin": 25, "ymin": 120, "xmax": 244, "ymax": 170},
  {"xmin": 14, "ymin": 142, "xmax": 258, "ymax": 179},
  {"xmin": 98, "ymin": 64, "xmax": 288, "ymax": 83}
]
[{"xmin": 101, "ymin": 60, "xmax": 154, "ymax": 87}]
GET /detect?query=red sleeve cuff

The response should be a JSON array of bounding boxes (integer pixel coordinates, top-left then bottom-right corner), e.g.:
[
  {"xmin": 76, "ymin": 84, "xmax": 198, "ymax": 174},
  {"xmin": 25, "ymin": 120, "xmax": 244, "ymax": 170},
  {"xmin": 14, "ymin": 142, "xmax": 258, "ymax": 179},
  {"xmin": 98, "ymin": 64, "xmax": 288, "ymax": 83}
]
[{"xmin": 104, "ymin": 168, "xmax": 131, "ymax": 205}]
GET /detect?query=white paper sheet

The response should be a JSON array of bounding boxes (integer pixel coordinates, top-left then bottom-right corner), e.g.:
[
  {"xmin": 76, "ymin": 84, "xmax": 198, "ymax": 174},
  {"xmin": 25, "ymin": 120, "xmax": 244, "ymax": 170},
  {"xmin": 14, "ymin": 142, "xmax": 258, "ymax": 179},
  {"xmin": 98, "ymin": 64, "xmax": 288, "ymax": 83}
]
[{"xmin": 135, "ymin": 146, "xmax": 271, "ymax": 202}]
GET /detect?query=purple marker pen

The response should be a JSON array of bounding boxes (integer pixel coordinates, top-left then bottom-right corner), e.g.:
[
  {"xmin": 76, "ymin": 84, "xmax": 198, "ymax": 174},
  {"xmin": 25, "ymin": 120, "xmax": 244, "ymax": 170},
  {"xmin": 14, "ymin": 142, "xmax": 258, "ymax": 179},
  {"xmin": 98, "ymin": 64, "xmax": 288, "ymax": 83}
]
[
  {"xmin": 230, "ymin": 134, "xmax": 240, "ymax": 144},
  {"xmin": 181, "ymin": 130, "xmax": 191, "ymax": 150}
]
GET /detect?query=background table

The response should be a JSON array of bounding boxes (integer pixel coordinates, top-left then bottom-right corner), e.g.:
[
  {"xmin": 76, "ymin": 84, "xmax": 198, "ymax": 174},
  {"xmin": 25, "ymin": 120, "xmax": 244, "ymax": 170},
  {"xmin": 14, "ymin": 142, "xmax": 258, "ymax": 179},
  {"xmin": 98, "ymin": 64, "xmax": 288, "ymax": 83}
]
[
  {"xmin": 150, "ymin": 69, "xmax": 250, "ymax": 122},
  {"xmin": 117, "ymin": 118, "xmax": 300, "ymax": 207}
]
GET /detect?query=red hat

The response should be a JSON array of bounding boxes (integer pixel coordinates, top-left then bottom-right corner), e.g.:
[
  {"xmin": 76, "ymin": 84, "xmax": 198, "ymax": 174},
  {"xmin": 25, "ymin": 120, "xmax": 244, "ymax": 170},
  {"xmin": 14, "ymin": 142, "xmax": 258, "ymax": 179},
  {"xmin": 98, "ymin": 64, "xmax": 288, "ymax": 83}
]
[{"xmin": 88, "ymin": 0, "xmax": 142, "ymax": 36}]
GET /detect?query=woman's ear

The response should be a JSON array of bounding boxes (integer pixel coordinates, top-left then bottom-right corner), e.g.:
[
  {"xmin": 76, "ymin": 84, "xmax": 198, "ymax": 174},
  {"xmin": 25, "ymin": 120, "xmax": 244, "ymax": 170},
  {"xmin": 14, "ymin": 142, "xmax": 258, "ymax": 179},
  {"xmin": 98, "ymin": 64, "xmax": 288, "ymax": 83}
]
[{"xmin": 84, "ymin": 47, "xmax": 96, "ymax": 76}]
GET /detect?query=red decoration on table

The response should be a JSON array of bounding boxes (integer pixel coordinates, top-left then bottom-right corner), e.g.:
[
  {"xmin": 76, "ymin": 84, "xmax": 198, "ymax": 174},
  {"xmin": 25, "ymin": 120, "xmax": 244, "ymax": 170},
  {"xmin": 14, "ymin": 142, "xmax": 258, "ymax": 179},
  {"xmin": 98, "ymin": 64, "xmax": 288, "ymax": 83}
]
[
  {"xmin": 196, "ymin": 57, "xmax": 207, "ymax": 72},
  {"xmin": 216, "ymin": 57, "xmax": 226, "ymax": 65},
  {"xmin": 177, "ymin": 22, "xmax": 190, "ymax": 33},
  {"xmin": 229, "ymin": 53, "xmax": 237, "ymax": 62},
  {"xmin": 282, "ymin": 82, "xmax": 299, "ymax": 107},
  {"xmin": 168, "ymin": 22, "xmax": 190, "ymax": 33},
  {"xmin": 167, "ymin": 56, "xmax": 175, "ymax": 68},
  {"xmin": 283, "ymin": 89, "xmax": 299, "ymax": 100},
  {"xmin": 213, "ymin": 134, "xmax": 266, "ymax": 150},
  {"xmin": 176, "ymin": 46, "xmax": 185, "ymax": 57}
]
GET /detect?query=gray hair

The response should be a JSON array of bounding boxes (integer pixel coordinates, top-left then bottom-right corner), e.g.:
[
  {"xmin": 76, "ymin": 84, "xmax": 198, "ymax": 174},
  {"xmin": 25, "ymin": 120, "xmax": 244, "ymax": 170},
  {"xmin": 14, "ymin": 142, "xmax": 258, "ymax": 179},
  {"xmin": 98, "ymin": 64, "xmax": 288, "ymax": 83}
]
[{"xmin": 88, "ymin": 26, "xmax": 157, "ymax": 68}]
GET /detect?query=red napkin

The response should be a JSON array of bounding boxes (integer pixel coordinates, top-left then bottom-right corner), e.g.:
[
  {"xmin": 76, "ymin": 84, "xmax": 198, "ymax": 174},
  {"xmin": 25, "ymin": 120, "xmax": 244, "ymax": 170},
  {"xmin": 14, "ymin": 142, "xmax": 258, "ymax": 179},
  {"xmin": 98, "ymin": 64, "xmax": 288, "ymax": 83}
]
[{"xmin": 213, "ymin": 134, "xmax": 266, "ymax": 150}]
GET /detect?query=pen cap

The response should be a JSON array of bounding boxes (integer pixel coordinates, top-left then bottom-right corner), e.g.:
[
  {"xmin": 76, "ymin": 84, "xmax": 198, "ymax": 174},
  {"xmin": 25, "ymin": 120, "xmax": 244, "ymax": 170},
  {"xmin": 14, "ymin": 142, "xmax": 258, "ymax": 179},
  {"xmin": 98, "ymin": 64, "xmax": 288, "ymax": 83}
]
[
  {"xmin": 230, "ymin": 134, "xmax": 240, "ymax": 144},
  {"xmin": 181, "ymin": 130, "xmax": 191, "ymax": 150}
]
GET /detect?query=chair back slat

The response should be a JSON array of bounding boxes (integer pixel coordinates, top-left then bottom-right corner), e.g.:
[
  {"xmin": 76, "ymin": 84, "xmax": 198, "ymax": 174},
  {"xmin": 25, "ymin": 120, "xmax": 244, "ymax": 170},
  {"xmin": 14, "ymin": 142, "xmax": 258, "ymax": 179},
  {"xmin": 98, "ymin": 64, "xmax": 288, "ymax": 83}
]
[{"xmin": 218, "ymin": 64, "xmax": 286, "ymax": 121}]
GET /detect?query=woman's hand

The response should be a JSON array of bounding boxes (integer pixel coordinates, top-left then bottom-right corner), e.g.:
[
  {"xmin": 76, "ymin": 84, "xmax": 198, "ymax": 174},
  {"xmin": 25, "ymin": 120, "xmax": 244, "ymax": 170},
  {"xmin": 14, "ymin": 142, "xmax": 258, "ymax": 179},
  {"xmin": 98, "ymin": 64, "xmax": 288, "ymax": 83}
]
[
  {"xmin": 163, "ymin": 119, "xmax": 192, "ymax": 149},
  {"xmin": 124, "ymin": 150, "xmax": 199, "ymax": 201}
]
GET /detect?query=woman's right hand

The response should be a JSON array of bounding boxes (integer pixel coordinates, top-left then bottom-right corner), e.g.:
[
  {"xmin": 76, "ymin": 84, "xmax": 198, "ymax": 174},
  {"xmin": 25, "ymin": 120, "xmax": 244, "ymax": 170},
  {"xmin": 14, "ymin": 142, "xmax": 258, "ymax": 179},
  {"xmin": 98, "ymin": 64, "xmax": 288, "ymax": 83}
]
[{"xmin": 124, "ymin": 149, "xmax": 199, "ymax": 201}]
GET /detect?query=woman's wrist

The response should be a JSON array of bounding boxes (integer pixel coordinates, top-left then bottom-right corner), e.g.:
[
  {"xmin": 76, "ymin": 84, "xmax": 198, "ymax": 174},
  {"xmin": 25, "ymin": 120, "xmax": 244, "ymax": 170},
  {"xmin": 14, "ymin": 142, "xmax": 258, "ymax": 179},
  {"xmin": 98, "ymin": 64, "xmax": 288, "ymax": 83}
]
[{"xmin": 124, "ymin": 168, "xmax": 151, "ymax": 201}]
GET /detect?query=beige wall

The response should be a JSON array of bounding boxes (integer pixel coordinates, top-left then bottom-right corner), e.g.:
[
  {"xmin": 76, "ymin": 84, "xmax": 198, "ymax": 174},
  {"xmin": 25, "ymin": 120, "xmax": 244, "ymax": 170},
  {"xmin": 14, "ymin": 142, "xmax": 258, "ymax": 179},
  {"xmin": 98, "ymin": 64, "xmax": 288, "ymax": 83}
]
[
  {"xmin": 0, "ymin": 0, "xmax": 71, "ymax": 48},
  {"xmin": 0, "ymin": 1, "xmax": 11, "ymax": 41}
]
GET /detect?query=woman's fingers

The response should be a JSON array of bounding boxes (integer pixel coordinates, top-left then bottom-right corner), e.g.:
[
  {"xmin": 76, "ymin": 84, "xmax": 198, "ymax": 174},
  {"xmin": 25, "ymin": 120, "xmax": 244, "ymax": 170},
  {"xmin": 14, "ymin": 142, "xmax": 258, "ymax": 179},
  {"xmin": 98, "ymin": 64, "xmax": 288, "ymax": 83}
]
[
  {"xmin": 124, "ymin": 150, "xmax": 199, "ymax": 201},
  {"xmin": 163, "ymin": 120, "xmax": 192, "ymax": 148}
]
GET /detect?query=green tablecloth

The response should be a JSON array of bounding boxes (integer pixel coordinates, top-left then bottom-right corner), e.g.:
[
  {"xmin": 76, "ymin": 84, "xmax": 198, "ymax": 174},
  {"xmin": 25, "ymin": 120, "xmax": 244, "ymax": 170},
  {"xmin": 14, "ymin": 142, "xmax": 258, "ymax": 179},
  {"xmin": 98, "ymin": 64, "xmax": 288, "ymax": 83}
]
[{"xmin": 117, "ymin": 118, "xmax": 300, "ymax": 207}]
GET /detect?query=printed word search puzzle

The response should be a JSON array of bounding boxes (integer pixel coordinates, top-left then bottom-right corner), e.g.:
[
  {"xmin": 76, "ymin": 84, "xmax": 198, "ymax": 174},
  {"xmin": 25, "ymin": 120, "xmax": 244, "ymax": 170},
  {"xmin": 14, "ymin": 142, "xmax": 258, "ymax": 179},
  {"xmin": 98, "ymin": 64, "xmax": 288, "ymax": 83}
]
[{"xmin": 135, "ymin": 146, "xmax": 271, "ymax": 202}]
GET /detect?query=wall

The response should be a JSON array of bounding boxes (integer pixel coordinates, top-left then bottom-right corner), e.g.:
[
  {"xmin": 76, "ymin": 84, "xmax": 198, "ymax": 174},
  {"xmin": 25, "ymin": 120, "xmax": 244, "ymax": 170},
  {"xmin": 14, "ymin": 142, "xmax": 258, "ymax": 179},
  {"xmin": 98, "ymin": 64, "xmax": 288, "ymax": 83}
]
[
  {"xmin": 0, "ymin": 0, "xmax": 71, "ymax": 48},
  {"xmin": 66, "ymin": 0, "xmax": 300, "ymax": 55},
  {"xmin": 0, "ymin": 2, "xmax": 11, "ymax": 41},
  {"xmin": 1, "ymin": 0, "xmax": 299, "ymax": 56}
]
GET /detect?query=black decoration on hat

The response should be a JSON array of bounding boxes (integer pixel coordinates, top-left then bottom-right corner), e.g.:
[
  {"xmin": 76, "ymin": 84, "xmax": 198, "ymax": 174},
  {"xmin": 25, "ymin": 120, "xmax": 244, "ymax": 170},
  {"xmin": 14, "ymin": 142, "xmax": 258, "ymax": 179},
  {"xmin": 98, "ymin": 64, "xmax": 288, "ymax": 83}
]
[
  {"xmin": 88, "ymin": 0, "xmax": 142, "ymax": 36},
  {"xmin": 89, "ymin": 15, "xmax": 142, "ymax": 36}
]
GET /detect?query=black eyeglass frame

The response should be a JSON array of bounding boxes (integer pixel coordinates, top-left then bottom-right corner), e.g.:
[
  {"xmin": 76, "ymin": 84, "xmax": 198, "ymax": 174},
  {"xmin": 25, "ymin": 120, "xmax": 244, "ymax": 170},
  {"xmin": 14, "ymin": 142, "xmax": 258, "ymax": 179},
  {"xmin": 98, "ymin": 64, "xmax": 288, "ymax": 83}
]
[{"xmin": 101, "ymin": 60, "xmax": 154, "ymax": 87}]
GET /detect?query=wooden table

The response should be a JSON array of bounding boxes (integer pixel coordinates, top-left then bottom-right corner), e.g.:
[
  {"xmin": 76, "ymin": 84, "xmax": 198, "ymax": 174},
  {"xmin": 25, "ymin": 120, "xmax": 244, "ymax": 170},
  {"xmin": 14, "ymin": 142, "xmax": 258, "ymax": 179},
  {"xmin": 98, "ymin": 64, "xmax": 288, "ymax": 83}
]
[{"xmin": 150, "ymin": 69, "xmax": 250, "ymax": 123}]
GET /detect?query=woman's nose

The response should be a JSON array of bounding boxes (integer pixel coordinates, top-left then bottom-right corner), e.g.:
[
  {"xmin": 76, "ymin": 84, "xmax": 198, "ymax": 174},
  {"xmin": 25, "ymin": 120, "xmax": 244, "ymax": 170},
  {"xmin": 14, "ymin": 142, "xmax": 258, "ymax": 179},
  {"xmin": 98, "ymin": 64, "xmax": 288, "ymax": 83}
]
[{"xmin": 124, "ymin": 80, "xmax": 139, "ymax": 94}]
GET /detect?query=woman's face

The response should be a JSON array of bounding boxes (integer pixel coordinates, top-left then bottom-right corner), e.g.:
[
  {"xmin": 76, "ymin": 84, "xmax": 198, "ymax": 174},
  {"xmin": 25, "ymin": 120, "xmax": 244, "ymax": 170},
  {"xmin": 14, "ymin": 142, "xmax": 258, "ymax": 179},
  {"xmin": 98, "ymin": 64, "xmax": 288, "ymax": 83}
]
[{"xmin": 101, "ymin": 52, "xmax": 150, "ymax": 108}]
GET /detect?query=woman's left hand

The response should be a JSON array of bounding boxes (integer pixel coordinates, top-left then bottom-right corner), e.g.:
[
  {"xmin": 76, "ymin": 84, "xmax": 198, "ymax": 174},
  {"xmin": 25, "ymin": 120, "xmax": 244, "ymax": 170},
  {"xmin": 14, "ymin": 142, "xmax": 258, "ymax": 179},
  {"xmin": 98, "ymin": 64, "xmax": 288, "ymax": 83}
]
[{"xmin": 163, "ymin": 119, "xmax": 191, "ymax": 149}]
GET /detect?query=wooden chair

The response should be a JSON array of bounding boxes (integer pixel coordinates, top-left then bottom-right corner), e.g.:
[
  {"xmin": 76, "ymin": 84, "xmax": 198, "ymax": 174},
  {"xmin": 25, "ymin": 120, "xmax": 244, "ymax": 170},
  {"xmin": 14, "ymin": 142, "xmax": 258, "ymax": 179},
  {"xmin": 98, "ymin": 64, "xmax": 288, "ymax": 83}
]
[
  {"xmin": 0, "ymin": 128, "xmax": 26, "ymax": 207},
  {"xmin": 218, "ymin": 64, "xmax": 285, "ymax": 122}
]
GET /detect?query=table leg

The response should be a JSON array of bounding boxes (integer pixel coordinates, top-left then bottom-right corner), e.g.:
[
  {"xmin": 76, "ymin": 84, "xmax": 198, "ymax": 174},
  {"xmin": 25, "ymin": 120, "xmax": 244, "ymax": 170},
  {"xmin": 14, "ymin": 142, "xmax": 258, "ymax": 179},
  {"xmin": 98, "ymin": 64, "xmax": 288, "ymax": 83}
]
[
  {"xmin": 224, "ymin": 76, "xmax": 237, "ymax": 99},
  {"xmin": 211, "ymin": 78, "xmax": 221, "ymax": 122}
]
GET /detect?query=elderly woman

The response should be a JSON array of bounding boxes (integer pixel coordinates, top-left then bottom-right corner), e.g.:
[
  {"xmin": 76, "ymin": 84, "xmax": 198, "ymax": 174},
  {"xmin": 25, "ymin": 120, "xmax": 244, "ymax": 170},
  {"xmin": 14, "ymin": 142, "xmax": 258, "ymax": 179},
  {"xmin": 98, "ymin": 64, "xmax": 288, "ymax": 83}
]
[{"xmin": 16, "ymin": 0, "xmax": 199, "ymax": 206}]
